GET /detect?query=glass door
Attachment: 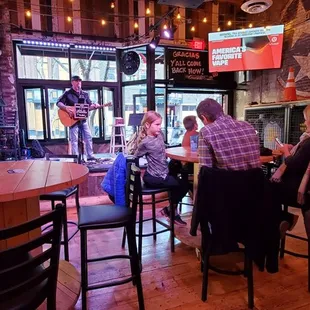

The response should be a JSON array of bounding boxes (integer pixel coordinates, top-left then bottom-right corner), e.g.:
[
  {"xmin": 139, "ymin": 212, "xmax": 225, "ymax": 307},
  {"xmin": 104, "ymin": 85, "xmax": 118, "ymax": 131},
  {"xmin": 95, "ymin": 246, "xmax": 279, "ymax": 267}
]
[
  {"xmin": 24, "ymin": 87, "xmax": 46, "ymax": 140},
  {"xmin": 46, "ymin": 88, "xmax": 66, "ymax": 139},
  {"xmin": 102, "ymin": 87, "xmax": 115, "ymax": 140}
]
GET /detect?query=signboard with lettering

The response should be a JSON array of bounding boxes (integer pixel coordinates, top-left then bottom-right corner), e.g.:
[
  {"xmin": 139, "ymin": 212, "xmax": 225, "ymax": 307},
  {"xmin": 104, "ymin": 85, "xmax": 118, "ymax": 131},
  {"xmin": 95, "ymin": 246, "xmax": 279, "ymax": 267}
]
[
  {"xmin": 74, "ymin": 103, "xmax": 89, "ymax": 119},
  {"xmin": 166, "ymin": 48, "xmax": 212, "ymax": 81}
]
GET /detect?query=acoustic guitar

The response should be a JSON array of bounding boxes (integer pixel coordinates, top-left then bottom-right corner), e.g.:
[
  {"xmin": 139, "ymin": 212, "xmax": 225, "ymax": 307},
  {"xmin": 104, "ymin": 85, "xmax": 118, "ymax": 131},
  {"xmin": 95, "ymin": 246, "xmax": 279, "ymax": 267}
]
[{"xmin": 58, "ymin": 103, "xmax": 112, "ymax": 127}]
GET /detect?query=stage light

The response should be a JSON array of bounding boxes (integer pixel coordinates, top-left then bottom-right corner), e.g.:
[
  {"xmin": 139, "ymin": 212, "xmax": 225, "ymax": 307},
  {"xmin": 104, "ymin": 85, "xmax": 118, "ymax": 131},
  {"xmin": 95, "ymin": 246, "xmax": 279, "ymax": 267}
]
[{"xmin": 149, "ymin": 36, "xmax": 160, "ymax": 49}]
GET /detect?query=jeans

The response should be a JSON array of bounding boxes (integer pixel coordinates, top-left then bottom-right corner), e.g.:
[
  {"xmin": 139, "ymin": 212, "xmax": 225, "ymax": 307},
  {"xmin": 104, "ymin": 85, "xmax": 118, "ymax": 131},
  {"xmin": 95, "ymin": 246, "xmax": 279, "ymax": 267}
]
[{"xmin": 69, "ymin": 121, "xmax": 94, "ymax": 158}]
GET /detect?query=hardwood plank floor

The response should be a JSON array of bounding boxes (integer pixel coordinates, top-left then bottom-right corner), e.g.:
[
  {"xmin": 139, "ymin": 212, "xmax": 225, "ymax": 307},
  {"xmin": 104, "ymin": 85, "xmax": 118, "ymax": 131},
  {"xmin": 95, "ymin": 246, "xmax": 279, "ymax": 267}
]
[{"xmin": 40, "ymin": 196, "xmax": 310, "ymax": 310}]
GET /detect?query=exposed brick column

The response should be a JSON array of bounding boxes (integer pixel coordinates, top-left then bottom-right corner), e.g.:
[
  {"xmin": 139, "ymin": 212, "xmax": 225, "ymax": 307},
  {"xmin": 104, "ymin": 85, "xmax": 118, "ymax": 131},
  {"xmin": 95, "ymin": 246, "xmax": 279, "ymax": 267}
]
[{"xmin": 0, "ymin": 0, "xmax": 18, "ymax": 127}]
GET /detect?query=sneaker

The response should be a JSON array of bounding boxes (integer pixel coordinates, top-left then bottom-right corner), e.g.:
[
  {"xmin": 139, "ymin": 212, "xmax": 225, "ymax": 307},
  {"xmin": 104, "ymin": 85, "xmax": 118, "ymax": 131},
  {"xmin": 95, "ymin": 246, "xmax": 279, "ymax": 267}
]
[
  {"xmin": 160, "ymin": 206, "xmax": 170, "ymax": 218},
  {"xmin": 174, "ymin": 214, "xmax": 187, "ymax": 226},
  {"xmin": 87, "ymin": 156, "xmax": 97, "ymax": 161}
]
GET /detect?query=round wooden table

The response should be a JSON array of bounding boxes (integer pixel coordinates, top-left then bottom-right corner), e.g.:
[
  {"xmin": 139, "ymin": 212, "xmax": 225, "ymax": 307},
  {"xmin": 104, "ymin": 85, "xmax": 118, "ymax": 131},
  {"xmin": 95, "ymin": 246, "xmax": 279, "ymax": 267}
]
[{"xmin": 0, "ymin": 160, "xmax": 89, "ymax": 250}]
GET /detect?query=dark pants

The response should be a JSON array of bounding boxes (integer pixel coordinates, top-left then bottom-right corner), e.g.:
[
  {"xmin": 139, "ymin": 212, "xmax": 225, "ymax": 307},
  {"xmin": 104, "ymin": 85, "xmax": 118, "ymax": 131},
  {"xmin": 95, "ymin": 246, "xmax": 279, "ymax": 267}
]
[
  {"xmin": 143, "ymin": 171, "xmax": 189, "ymax": 208},
  {"xmin": 269, "ymin": 180, "xmax": 310, "ymax": 238}
]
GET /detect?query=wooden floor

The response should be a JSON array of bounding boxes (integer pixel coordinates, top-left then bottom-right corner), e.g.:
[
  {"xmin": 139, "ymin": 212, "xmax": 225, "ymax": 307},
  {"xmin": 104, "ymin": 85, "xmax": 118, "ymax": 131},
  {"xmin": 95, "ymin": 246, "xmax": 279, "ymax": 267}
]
[{"xmin": 40, "ymin": 196, "xmax": 310, "ymax": 310}]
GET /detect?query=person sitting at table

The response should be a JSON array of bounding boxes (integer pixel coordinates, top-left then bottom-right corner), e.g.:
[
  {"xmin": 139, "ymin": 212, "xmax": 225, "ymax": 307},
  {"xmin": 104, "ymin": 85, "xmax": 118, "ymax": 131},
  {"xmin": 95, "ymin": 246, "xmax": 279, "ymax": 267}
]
[
  {"xmin": 269, "ymin": 104, "xmax": 310, "ymax": 238},
  {"xmin": 181, "ymin": 115, "xmax": 199, "ymax": 147},
  {"xmin": 192, "ymin": 98, "xmax": 296, "ymax": 236},
  {"xmin": 134, "ymin": 111, "xmax": 189, "ymax": 226}
]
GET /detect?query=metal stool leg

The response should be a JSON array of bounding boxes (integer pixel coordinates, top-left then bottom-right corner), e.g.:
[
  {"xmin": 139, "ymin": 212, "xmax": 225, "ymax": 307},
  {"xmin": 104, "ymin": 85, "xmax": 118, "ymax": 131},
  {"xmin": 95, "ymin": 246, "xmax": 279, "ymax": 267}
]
[
  {"xmin": 62, "ymin": 200, "xmax": 70, "ymax": 261},
  {"xmin": 80, "ymin": 229, "xmax": 88, "ymax": 310},
  {"xmin": 152, "ymin": 194, "xmax": 157, "ymax": 241}
]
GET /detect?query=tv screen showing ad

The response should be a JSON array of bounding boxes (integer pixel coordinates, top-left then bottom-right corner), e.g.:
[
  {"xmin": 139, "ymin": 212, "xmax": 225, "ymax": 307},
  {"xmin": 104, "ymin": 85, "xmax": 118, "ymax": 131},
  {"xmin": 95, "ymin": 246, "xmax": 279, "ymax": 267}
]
[{"xmin": 208, "ymin": 25, "xmax": 284, "ymax": 72}]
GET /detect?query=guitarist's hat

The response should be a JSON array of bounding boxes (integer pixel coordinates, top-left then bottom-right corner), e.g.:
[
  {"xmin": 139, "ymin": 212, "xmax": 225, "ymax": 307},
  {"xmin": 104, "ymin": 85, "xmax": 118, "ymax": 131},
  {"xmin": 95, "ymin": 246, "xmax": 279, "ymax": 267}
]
[{"xmin": 71, "ymin": 75, "xmax": 82, "ymax": 81}]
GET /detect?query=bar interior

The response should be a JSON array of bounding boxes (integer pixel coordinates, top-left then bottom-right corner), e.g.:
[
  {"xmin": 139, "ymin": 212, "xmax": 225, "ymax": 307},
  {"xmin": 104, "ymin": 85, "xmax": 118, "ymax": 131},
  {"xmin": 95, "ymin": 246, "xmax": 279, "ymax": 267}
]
[{"xmin": 1, "ymin": 0, "xmax": 310, "ymax": 309}]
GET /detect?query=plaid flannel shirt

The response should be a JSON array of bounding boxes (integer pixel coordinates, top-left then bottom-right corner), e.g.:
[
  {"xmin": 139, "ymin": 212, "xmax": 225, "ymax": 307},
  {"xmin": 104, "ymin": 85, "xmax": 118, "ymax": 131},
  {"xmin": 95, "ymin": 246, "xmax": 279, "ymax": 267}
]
[{"xmin": 198, "ymin": 115, "xmax": 261, "ymax": 171}]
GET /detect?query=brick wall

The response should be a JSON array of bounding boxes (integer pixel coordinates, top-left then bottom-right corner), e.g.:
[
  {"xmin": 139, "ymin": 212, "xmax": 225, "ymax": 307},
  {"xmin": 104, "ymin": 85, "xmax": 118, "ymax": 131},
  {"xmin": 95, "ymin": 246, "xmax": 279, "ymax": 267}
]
[
  {"xmin": 235, "ymin": 0, "xmax": 310, "ymax": 119},
  {"xmin": 0, "ymin": 1, "xmax": 18, "ymax": 118}
]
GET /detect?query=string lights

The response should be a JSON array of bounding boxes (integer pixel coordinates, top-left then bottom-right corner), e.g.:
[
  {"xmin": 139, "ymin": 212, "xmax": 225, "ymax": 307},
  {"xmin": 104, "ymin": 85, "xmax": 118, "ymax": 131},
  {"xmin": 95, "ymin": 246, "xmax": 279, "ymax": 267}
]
[{"xmin": 20, "ymin": 5, "xmax": 260, "ymax": 34}]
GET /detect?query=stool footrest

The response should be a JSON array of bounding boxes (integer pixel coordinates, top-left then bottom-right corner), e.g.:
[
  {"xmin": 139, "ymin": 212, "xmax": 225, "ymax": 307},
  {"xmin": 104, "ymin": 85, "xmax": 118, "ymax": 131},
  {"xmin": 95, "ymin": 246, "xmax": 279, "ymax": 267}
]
[
  {"xmin": 284, "ymin": 250, "xmax": 308, "ymax": 259},
  {"xmin": 286, "ymin": 233, "xmax": 308, "ymax": 242},
  {"xmin": 86, "ymin": 276, "xmax": 135, "ymax": 291},
  {"xmin": 136, "ymin": 228, "xmax": 170, "ymax": 237},
  {"xmin": 88, "ymin": 254, "xmax": 131, "ymax": 263},
  {"xmin": 141, "ymin": 198, "xmax": 170, "ymax": 204}
]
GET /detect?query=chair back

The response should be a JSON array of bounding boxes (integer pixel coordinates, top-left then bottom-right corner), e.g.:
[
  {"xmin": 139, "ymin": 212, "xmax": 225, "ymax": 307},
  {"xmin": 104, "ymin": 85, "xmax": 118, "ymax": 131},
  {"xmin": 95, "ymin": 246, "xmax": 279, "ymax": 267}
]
[
  {"xmin": 193, "ymin": 167, "xmax": 265, "ymax": 255},
  {"xmin": 45, "ymin": 153, "xmax": 80, "ymax": 164},
  {"xmin": 0, "ymin": 204, "xmax": 64, "ymax": 309},
  {"xmin": 126, "ymin": 162, "xmax": 142, "ymax": 224}
]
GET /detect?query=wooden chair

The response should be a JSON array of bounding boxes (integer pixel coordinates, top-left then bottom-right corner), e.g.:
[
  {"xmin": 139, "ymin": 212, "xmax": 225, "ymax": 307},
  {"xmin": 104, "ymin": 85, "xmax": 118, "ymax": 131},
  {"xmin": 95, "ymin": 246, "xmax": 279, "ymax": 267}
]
[
  {"xmin": 40, "ymin": 153, "xmax": 80, "ymax": 261},
  {"xmin": 78, "ymin": 163, "xmax": 144, "ymax": 310},
  {"xmin": 0, "ymin": 204, "xmax": 64, "ymax": 310}
]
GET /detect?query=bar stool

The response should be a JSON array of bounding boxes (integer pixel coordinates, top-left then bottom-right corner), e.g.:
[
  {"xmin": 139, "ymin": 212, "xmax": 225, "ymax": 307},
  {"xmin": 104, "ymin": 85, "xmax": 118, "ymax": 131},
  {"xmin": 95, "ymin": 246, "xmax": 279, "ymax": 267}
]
[
  {"xmin": 78, "ymin": 163, "xmax": 144, "ymax": 310},
  {"xmin": 280, "ymin": 203, "xmax": 310, "ymax": 292},
  {"xmin": 110, "ymin": 117, "xmax": 127, "ymax": 154},
  {"xmin": 122, "ymin": 182, "xmax": 175, "ymax": 262}
]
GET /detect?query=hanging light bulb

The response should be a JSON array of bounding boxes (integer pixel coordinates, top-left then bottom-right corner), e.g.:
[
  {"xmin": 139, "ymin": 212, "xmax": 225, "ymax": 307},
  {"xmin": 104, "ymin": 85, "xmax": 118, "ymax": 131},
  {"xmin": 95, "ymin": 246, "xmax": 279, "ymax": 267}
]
[
  {"xmin": 177, "ymin": 13, "xmax": 181, "ymax": 20},
  {"xmin": 227, "ymin": 20, "xmax": 232, "ymax": 26},
  {"xmin": 134, "ymin": 22, "xmax": 139, "ymax": 29},
  {"xmin": 111, "ymin": 2, "xmax": 115, "ymax": 9},
  {"xmin": 203, "ymin": 17, "xmax": 207, "ymax": 23},
  {"xmin": 249, "ymin": 23, "xmax": 253, "ymax": 28},
  {"xmin": 101, "ymin": 19, "xmax": 106, "ymax": 26},
  {"xmin": 191, "ymin": 26, "xmax": 195, "ymax": 32},
  {"xmin": 67, "ymin": 16, "xmax": 72, "ymax": 22},
  {"xmin": 146, "ymin": 8, "xmax": 151, "ymax": 15},
  {"xmin": 25, "ymin": 10, "xmax": 31, "ymax": 18},
  {"xmin": 217, "ymin": 27, "xmax": 221, "ymax": 32},
  {"xmin": 163, "ymin": 24, "xmax": 168, "ymax": 30}
]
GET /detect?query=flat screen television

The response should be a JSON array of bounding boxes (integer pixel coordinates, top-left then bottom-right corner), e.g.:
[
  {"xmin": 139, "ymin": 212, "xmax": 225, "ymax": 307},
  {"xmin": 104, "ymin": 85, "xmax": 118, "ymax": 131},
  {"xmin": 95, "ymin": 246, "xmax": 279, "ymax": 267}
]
[{"xmin": 208, "ymin": 25, "xmax": 284, "ymax": 72}]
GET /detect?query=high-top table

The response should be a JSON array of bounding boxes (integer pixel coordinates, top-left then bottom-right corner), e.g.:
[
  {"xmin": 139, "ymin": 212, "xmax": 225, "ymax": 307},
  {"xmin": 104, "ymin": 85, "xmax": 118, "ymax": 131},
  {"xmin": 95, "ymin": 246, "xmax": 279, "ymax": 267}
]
[
  {"xmin": 166, "ymin": 146, "xmax": 278, "ymax": 200},
  {"xmin": 165, "ymin": 146, "xmax": 280, "ymax": 249},
  {"xmin": 0, "ymin": 160, "xmax": 89, "ymax": 250}
]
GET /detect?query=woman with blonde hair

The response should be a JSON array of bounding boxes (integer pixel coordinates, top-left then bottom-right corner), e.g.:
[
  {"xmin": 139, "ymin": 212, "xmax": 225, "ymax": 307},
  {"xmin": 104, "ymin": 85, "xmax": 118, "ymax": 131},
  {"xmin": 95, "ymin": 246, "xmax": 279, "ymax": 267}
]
[
  {"xmin": 134, "ymin": 111, "xmax": 189, "ymax": 226},
  {"xmin": 270, "ymin": 105, "xmax": 310, "ymax": 237}
]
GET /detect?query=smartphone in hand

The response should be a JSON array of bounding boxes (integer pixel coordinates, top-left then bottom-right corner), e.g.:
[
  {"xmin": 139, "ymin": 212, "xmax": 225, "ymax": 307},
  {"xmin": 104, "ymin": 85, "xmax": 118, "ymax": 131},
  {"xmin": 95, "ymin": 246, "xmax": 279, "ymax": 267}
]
[{"xmin": 275, "ymin": 137, "xmax": 284, "ymax": 147}]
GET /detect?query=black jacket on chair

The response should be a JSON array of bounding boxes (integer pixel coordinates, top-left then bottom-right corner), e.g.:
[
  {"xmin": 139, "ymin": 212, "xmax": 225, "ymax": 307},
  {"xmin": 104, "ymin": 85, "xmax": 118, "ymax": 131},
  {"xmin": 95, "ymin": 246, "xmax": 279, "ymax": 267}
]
[{"xmin": 190, "ymin": 166, "xmax": 280, "ymax": 273}]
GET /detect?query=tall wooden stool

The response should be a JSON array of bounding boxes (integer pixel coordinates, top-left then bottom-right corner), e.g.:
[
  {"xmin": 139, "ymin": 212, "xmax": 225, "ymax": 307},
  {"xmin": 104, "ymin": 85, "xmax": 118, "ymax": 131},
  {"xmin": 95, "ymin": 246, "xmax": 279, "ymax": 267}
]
[{"xmin": 109, "ymin": 117, "xmax": 127, "ymax": 154}]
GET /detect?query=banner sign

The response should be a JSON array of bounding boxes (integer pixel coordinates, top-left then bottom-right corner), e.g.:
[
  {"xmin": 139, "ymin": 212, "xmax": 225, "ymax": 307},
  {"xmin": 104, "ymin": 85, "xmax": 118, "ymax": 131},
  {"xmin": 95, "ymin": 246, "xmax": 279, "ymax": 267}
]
[{"xmin": 208, "ymin": 25, "xmax": 284, "ymax": 72}]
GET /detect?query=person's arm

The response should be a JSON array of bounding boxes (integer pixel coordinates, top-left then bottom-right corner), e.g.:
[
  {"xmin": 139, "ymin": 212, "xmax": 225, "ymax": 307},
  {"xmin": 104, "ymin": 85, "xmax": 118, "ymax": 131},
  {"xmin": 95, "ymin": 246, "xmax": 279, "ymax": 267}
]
[
  {"xmin": 85, "ymin": 93, "xmax": 100, "ymax": 111},
  {"xmin": 134, "ymin": 141, "xmax": 147, "ymax": 157},
  {"xmin": 198, "ymin": 130, "xmax": 213, "ymax": 168},
  {"xmin": 57, "ymin": 93, "xmax": 74, "ymax": 117},
  {"xmin": 285, "ymin": 139, "xmax": 310, "ymax": 169}
]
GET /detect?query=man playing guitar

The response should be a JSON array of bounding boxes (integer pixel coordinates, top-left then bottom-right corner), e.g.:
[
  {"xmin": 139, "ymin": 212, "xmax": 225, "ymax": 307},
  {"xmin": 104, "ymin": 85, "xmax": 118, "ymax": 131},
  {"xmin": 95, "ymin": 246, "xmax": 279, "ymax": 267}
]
[{"xmin": 57, "ymin": 75, "xmax": 100, "ymax": 161}]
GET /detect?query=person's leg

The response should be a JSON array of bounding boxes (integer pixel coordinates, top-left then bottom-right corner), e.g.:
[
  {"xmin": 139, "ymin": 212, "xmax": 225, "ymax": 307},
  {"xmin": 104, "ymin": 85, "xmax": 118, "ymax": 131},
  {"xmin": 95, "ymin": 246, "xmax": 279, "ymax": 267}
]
[
  {"xmin": 143, "ymin": 172, "xmax": 188, "ymax": 225},
  {"xmin": 69, "ymin": 126, "xmax": 79, "ymax": 155},
  {"xmin": 82, "ymin": 122, "xmax": 94, "ymax": 158}
]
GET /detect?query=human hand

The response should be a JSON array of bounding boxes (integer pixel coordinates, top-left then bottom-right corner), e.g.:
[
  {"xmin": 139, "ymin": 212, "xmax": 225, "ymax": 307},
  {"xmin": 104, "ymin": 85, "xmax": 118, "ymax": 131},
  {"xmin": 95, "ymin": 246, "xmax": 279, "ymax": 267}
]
[
  {"xmin": 270, "ymin": 168, "xmax": 282, "ymax": 183},
  {"xmin": 66, "ymin": 107, "xmax": 74, "ymax": 118},
  {"xmin": 277, "ymin": 144, "xmax": 291, "ymax": 157}
]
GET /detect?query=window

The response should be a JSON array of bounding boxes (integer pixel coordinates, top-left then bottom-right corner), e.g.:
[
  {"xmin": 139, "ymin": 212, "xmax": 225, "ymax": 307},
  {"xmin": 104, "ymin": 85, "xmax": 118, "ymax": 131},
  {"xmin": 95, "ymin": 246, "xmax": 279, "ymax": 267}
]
[{"xmin": 70, "ymin": 49, "xmax": 117, "ymax": 82}]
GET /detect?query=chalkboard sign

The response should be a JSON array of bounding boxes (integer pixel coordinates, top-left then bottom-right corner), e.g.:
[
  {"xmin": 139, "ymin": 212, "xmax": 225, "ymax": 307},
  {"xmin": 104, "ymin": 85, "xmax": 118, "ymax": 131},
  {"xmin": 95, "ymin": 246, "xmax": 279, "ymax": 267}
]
[{"xmin": 166, "ymin": 48, "xmax": 213, "ymax": 81}]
